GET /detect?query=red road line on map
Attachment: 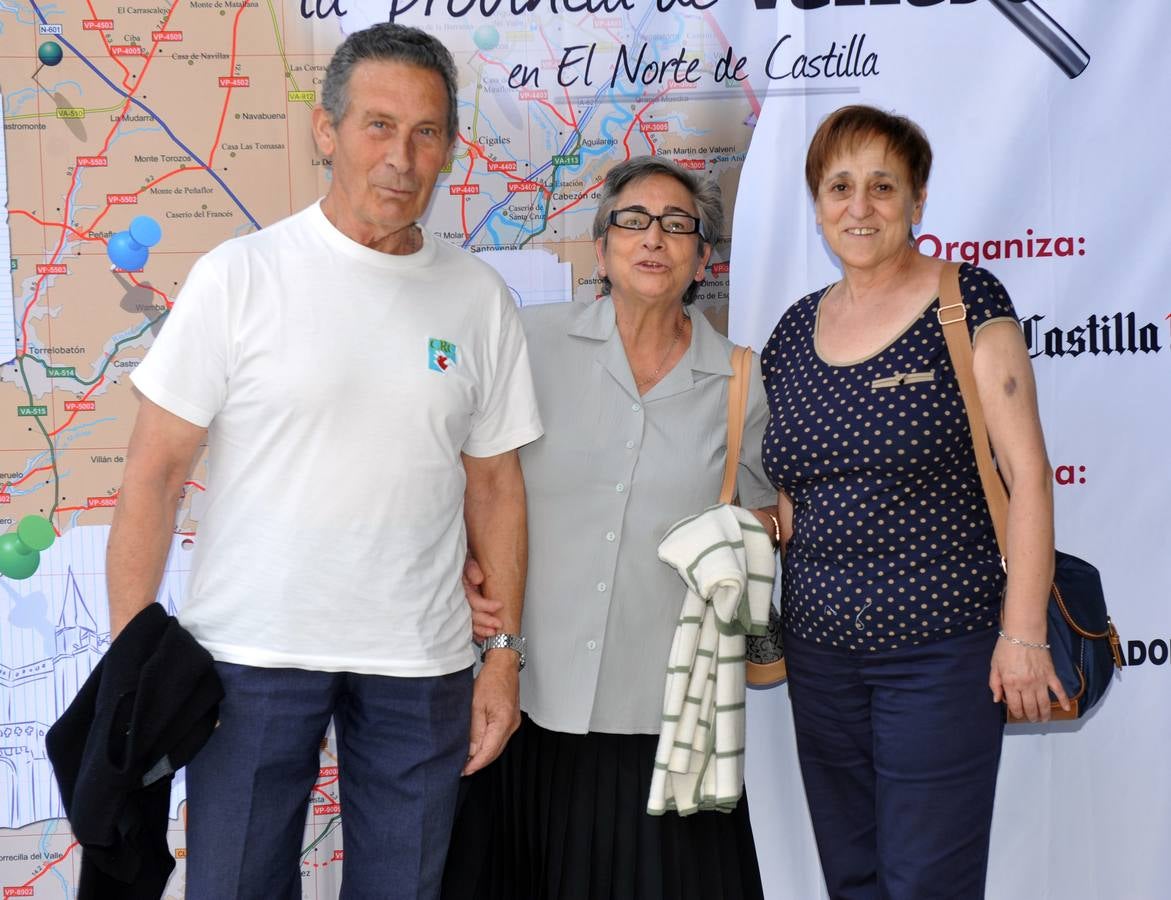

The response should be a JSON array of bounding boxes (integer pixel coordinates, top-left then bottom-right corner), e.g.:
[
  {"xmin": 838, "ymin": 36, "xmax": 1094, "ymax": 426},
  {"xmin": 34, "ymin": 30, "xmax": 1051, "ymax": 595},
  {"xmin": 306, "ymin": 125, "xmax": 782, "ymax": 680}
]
[
  {"xmin": 19, "ymin": 0, "xmax": 181, "ymax": 352},
  {"xmin": 542, "ymin": 85, "xmax": 676, "ymax": 223},
  {"xmin": 86, "ymin": 0, "xmax": 133, "ymax": 85},
  {"xmin": 81, "ymin": 0, "xmax": 185, "ymax": 237},
  {"xmin": 18, "ymin": 840, "xmax": 79, "ymax": 889},
  {"xmin": 47, "ymin": 377, "xmax": 105, "ymax": 437},
  {"xmin": 702, "ymin": 10, "xmax": 761, "ymax": 119},
  {"xmin": 85, "ymin": 165, "xmax": 198, "ymax": 236},
  {"xmin": 536, "ymin": 25, "xmax": 579, "ymax": 128},
  {"xmin": 120, "ymin": 1, "xmax": 177, "ymax": 94},
  {"xmin": 548, "ymin": 179, "xmax": 604, "ymax": 222},
  {"xmin": 21, "ymin": 169, "xmax": 84, "ymax": 350},
  {"xmin": 477, "ymin": 54, "xmax": 577, "ymax": 130},
  {"xmin": 135, "ymin": 168, "xmax": 193, "ymax": 196},
  {"xmin": 622, "ymin": 85, "xmax": 673, "ymax": 159},
  {"xmin": 86, "ymin": 0, "xmax": 177, "ymax": 91},
  {"xmin": 18, "ymin": 107, "xmax": 127, "ymax": 347},
  {"xmin": 55, "ymin": 490, "xmax": 119, "ymax": 519},
  {"xmin": 529, "ymin": 81, "xmax": 677, "ymax": 225},
  {"xmin": 10, "ymin": 210, "xmax": 104, "ymax": 243},
  {"xmin": 2, "ymin": 464, "xmax": 54, "ymax": 492},
  {"xmin": 459, "ymin": 149, "xmax": 475, "ymax": 240},
  {"xmin": 208, "ymin": 0, "xmax": 252, "ymax": 166},
  {"xmin": 21, "ymin": 160, "xmax": 102, "ymax": 348},
  {"xmin": 126, "ymin": 273, "xmax": 172, "ymax": 308},
  {"xmin": 457, "ymin": 134, "xmax": 552, "ymax": 197},
  {"xmin": 80, "ymin": 0, "xmax": 191, "ymax": 236}
]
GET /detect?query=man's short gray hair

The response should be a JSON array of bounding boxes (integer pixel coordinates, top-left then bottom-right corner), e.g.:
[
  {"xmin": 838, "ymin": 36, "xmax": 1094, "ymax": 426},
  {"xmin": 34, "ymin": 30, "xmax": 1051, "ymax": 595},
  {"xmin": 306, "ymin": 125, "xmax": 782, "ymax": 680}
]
[
  {"xmin": 591, "ymin": 157, "xmax": 723, "ymax": 306},
  {"xmin": 321, "ymin": 23, "xmax": 459, "ymax": 145}
]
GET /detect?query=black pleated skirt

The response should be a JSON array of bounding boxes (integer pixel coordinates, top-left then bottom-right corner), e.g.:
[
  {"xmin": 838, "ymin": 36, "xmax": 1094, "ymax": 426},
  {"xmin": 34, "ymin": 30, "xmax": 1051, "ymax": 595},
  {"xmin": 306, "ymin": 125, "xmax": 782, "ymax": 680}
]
[{"xmin": 441, "ymin": 715, "xmax": 764, "ymax": 900}]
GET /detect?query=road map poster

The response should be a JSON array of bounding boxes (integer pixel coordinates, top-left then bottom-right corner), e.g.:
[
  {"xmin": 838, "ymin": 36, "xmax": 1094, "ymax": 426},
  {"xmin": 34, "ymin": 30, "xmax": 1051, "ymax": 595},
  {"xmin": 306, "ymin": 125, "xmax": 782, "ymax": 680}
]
[{"xmin": 2, "ymin": 2, "xmax": 1169, "ymax": 898}]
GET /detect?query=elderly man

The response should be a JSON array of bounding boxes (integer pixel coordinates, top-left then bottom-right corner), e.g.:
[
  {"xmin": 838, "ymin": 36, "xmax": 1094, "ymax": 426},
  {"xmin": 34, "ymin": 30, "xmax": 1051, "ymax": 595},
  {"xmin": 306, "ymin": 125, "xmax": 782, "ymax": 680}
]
[{"xmin": 106, "ymin": 24, "xmax": 541, "ymax": 899}]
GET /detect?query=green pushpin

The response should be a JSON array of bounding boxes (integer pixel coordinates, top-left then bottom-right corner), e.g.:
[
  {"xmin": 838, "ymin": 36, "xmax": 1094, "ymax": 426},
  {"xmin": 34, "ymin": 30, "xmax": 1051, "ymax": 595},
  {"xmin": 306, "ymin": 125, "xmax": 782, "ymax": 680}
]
[
  {"xmin": 18, "ymin": 514, "xmax": 55, "ymax": 551},
  {"xmin": 0, "ymin": 514, "xmax": 55, "ymax": 579}
]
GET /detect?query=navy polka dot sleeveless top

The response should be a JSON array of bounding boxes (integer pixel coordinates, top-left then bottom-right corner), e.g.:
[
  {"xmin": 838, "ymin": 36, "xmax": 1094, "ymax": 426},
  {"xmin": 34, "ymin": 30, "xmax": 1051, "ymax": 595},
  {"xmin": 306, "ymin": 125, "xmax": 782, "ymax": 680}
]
[{"xmin": 761, "ymin": 264, "xmax": 1017, "ymax": 652}]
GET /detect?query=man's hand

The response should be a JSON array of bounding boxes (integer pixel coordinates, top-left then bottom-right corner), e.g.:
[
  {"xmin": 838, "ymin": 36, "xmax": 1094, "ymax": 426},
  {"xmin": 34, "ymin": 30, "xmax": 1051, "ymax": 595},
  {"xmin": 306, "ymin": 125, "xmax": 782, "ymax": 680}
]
[
  {"xmin": 461, "ymin": 449, "xmax": 525, "ymax": 773},
  {"xmin": 463, "ymin": 651, "xmax": 521, "ymax": 775},
  {"xmin": 464, "ymin": 556, "xmax": 504, "ymax": 643}
]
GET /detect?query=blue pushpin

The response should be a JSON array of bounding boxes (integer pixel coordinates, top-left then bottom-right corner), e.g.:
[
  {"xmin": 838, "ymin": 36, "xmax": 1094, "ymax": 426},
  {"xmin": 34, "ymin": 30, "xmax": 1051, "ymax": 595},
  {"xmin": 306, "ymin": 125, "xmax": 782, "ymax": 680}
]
[
  {"xmin": 129, "ymin": 215, "xmax": 162, "ymax": 248},
  {"xmin": 108, "ymin": 231, "xmax": 148, "ymax": 271},
  {"xmin": 107, "ymin": 215, "xmax": 161, "ymax": 271}
]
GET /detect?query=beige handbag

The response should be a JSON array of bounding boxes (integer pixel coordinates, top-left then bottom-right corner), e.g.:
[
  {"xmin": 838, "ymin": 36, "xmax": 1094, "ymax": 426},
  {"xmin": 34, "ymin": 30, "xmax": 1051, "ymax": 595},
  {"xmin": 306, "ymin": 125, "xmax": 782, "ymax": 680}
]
[{"xmin": 722, "ymin": 346, "xmax": 787, "ymax": 687}]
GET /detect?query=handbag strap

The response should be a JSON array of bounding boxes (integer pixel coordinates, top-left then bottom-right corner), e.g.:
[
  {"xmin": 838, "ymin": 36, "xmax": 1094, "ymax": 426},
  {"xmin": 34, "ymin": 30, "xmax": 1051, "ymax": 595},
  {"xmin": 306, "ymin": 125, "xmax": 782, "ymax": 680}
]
[
  {"xmin": 719, "ymin": 345, "xmax": 752, "ymax": 505},
  {"xmin": 936, "ymin": 262, "xmax": 1010, "ymax": 559}
]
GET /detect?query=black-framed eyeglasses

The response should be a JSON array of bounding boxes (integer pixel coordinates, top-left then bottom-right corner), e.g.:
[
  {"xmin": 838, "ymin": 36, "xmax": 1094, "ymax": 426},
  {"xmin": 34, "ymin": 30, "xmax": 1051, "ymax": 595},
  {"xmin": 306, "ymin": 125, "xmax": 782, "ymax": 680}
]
[{"xmin": 608, "ymin": 208, "xmax": 703, "ymax": 237}]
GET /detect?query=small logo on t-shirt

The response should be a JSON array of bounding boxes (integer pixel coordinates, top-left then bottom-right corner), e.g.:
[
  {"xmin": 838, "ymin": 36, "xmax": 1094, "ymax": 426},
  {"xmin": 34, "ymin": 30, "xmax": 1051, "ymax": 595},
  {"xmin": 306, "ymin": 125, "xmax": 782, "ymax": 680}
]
[{"xmin": 428, "ymin": 338, "xmax": 458, "ymax": 373}]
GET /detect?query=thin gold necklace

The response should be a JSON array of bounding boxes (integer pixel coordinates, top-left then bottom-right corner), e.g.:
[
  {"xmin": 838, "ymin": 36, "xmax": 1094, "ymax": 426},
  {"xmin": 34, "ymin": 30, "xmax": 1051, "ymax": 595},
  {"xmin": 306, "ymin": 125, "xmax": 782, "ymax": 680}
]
[{"xmin": 635, "ymin": 317, "xmax": 687, "ymax": 388}]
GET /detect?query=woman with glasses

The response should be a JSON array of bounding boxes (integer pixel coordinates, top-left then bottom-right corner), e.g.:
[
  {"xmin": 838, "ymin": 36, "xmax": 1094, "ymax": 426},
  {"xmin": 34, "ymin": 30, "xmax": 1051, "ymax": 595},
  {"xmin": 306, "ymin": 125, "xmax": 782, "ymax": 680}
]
[{"xmin": 442, "ymin": 157, "xmax": 774, "ymax": 900}]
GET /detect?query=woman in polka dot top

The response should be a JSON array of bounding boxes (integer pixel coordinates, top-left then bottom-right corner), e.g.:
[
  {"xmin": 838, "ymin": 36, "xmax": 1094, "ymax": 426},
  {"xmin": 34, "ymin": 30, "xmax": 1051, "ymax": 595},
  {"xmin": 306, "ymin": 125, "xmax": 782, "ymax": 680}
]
[{"xmin": 760, "ymin": 105, "xmax": 1067, "ymax": 900}]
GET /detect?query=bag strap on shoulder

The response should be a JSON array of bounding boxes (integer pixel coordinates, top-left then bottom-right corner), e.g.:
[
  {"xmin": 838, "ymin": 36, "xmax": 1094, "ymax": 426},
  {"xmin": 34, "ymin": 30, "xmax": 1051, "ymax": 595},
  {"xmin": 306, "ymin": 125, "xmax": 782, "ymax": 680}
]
[
  {"xmin": 936, "ymin": 262, "xmax": 1010, "ymax": 559},
  {"xmin": 719, "ymin": 345, "xmax": 752, "ymax": 505}
]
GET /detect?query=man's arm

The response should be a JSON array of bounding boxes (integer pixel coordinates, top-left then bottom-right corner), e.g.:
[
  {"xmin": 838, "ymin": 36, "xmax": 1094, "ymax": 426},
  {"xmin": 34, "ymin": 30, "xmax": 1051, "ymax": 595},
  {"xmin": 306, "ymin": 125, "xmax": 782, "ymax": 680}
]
[
  {"xmin": 461, "ymin": 448, "xmax": 526, "ymax": 775},
  {"xmin": 107, "ymin": 396, "xmax": 207, "ymax": 639}
]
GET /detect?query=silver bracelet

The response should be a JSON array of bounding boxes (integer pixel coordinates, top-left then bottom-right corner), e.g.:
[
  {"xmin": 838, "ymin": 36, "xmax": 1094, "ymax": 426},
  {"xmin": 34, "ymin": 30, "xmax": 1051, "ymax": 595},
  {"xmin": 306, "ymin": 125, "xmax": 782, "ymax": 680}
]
[{"xmin": 997, "ymin": 629, "xmax": 1050, "ymax": 650}]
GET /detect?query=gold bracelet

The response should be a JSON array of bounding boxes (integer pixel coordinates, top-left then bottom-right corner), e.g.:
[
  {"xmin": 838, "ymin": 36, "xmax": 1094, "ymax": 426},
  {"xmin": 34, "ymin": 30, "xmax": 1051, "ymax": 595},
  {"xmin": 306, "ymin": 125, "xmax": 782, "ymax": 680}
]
[
  {"xmin": 997, "ymin": 629, "xmax": 1050, "ymax": 650},
  {"xmin": 766, "ymin": 512, "xmax": 781, "ymax": 547}
]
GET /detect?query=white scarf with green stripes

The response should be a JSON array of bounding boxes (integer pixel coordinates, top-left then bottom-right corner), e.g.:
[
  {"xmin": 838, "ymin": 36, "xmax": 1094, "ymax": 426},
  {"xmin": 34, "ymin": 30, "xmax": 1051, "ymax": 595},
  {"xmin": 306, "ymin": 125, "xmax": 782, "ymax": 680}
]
[{"xmin": 648, "ymin": 504, "xmax": 775, "ymax": 816}]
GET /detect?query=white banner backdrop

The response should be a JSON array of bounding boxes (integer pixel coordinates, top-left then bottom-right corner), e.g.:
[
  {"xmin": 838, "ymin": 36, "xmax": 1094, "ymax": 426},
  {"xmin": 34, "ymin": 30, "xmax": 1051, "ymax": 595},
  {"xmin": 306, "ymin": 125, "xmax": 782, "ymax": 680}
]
[{"xmin": 732, "ymin": 3, "xmax": 1170, "ymax": 898}]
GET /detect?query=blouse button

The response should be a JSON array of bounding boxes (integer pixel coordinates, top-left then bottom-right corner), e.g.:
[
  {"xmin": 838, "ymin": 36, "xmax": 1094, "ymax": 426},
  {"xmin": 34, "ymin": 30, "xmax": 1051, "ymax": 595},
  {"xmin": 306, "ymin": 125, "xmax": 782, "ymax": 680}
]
[
  {"xmin": 587, "ymin": 640, "xmax": 598, "ymax": 651},
  {"xmin": 597, "ymin": 582, "xmax": 607, "ymax": 592},
  {"xmin": 631, "ymin": 402, "xmax": 641, "ymax": 412},
  {"xmin": 625, "ymin": 440, "xmax": 635, "ymax": 449},
  {"xmin": 616, "ymin": 483, "xmax": 625, "ymax": 493},
  {"xmin": 605, "ymin": 531, "xmax": 616, "ymax": 542}
]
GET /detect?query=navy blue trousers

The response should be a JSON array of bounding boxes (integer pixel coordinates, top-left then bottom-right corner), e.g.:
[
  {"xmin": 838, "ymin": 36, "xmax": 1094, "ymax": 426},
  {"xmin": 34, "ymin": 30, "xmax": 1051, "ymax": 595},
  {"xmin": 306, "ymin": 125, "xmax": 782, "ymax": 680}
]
[
  {"xmin": 185, "ymin": 661, "xmax": 473, "ymax": 900},
  {"xmin": 784, "ymin": 628, "xmax": 1004, "ymax": 900}
]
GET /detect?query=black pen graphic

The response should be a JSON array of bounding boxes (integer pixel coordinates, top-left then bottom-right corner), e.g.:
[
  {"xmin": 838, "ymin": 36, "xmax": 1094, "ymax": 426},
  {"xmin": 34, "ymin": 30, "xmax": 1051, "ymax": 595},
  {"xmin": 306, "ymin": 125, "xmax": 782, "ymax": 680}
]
[{"xmin": 989, "ymin": 0, "xmax": 1090, "ymax": 78}]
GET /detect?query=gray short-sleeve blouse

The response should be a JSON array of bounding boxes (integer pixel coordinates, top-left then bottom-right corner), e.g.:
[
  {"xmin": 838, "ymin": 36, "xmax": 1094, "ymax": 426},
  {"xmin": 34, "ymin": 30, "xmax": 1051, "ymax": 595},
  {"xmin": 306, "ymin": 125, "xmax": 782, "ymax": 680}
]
[{"xmin": 517, "ymin": 296, "xmax": 774, "ymax": 735}]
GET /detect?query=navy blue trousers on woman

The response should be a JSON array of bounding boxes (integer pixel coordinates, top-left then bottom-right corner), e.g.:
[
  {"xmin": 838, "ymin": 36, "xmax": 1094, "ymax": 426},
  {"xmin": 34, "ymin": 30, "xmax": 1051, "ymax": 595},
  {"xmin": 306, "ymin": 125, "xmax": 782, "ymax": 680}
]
[
  {"xmin": 184, "ymin": 661, "xmax": 473, "ymax": 900},
  {"xmin": 784, "ymin": 627, "xmax": 1005, "ymax": 900}
]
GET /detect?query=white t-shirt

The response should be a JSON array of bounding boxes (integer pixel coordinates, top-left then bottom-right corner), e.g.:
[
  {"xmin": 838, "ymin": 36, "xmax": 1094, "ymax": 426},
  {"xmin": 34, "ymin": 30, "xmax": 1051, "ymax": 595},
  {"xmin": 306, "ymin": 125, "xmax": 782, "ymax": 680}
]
[{"xmin": 131, "ymin": 201, "xmax": 543, "ymax": 676}]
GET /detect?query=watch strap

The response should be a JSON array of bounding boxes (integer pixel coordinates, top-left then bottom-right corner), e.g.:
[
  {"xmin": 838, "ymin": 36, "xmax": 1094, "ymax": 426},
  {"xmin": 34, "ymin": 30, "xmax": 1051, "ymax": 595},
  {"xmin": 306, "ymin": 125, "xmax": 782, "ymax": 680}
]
[{"xmin": 480, "ymin": 633, "xmax": 526, "ymax": 670}]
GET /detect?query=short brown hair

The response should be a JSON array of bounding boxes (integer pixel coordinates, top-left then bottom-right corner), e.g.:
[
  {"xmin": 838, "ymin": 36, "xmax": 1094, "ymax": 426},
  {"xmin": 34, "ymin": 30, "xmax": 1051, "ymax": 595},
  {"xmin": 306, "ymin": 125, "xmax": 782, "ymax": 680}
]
[{"xmin": 804, "ymin": 105, "xmax": 932, "ymax": 200}]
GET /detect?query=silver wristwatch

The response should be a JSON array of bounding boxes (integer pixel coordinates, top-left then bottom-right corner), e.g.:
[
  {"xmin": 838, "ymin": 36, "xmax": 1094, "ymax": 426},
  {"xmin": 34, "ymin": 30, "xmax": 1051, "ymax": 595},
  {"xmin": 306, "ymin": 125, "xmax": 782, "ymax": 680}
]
[{"xmin": 480, "ymin": 633, "xmax": 526, "ymax": 670}]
